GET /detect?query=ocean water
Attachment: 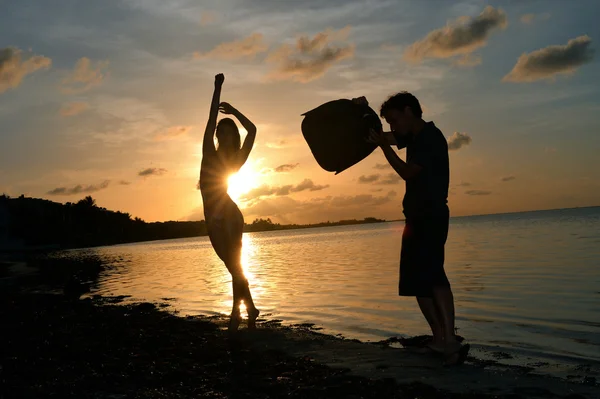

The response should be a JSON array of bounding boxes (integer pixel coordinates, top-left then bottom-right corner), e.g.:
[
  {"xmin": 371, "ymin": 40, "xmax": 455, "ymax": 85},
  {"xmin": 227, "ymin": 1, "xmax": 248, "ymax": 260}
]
[{"xmin": 67, "ymin": 207, "xmax": 600, "ymax": 369}]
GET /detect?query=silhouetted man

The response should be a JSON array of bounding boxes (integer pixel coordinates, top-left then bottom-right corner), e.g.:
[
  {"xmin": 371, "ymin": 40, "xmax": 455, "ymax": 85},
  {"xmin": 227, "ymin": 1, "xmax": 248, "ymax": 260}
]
[{"xmin": 354, "ymin": 93, "xmax": 468, "ymax": 365}]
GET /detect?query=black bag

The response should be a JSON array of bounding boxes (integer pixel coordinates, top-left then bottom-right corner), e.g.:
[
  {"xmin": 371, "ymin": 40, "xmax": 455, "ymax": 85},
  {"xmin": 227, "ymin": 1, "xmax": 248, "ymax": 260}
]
[{"xmin": 301, "ymin": 99, "xmax": 382, "ymax": 174}]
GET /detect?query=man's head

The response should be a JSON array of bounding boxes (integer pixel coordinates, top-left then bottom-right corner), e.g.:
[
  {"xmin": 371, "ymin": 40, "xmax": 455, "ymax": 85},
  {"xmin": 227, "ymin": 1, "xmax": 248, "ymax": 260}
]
[
  {"xmin": 379, "ymin": 91, "xmax": 423, "ymax": 135},
  {"xmin": 216, "ymin": 118, "xmax": 241, "ymax": 157}
]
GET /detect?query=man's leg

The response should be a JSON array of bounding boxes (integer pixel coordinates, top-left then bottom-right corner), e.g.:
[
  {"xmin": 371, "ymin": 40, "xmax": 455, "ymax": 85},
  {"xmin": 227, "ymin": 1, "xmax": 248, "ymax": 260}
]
[
  {"xmin": 432, "ymin": 285, "xmax": 457, "ymax": 346},
  {"xmin": 416, "ymin": 296, "xmax": 444, "ymax": 347}
]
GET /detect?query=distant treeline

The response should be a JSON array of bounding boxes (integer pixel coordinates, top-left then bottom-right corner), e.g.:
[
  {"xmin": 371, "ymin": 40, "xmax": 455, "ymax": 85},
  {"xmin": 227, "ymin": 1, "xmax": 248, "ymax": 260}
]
[{"xmin": 0, "ymin": 195, "xmax": 386, "ymax": 250}]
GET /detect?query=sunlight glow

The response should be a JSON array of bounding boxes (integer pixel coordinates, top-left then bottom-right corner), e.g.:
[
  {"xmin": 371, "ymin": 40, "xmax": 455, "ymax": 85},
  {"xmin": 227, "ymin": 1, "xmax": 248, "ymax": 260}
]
[{"xmin": 227, "ymin": 163, "xmax": 259, "ymax": 202}]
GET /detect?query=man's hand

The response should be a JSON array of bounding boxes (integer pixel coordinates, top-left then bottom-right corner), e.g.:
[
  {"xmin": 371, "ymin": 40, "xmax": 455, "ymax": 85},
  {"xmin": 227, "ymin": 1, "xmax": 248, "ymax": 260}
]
[
  {"xmin": 366, "ymin": 128, "xmax": 387, "ymax": 146},
  {"xmin": 352, "ymin": 96, "xmax": 369, "ymax": 106},
  {"xmin": 219, "ymin": 102, "xmax": 236, "ymax": 115},
  {"xmin": 215, "ymin": 73, "xmax": 224, "ymax": 87}
]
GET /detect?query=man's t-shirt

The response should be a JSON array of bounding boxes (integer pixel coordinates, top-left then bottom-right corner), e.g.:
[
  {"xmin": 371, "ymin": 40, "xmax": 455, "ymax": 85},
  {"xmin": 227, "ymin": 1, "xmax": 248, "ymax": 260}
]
[{"xmin": 393, "ymin": 122, "xmax": 449, "ymax": 219}]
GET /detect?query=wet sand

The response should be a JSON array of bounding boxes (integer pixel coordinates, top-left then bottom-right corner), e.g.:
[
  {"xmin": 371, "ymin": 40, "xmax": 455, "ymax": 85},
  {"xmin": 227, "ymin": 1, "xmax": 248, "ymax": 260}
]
[{"xmin": 2, "ymin": 289, "xmax": 598, "ymax": 398}]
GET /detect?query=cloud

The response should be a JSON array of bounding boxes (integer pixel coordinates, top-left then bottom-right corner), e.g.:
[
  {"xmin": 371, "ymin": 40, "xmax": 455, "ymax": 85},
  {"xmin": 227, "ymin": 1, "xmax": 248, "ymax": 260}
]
[
  {"xmin": 194, "ymin": 33, "xmax": 268, "ymax": 60},
  {"xmin": 47, "ymin": 180, "xmax": 110, "ymax": 196},
  {"xmin": 501, "ymin": 176, "xmax": 516, "ymax": 182},
  {"xmin": 274, "ymin": 163, "xmax": 299, "ymax": 172},
  {"xmin": 60, "ymin": 57, "xmax": 109, "ymax": 94},
  {"xmin": 266, "ymin": 140, "xmax": 290, "ymax": 149},
  {"xmin": 456, "ymin": 182, "xmax": 471, "ymax": 187},
  {"xmin": 447, "ymin": 132, "xmax": 472, "ymax": 150},
  {"xmin": 404, "ymin": 6, "xmax": 507, "ymax": 64},
  {"xmin": 155, "ymin": 125, "xmax": 193, "ymax": 140},
  {"xmin": 520, "ymin": 13, "xmax": 550, "ymax": 25},
  {"xmin": 118, "ymin": 180, "xmax": 131, "ymax": 186},
  {"xmin": 291, "ymin": 178, "xmax": 329, "ymax": 192},
  {"xmin": 200, "ymin": 11, "xmax": 217, "ymax": 26},
  {"xmin": 59, "ymin": 102, "xmax": 89, "ymax": 117},
  {"xmin": 465, "ymin": 190, "xmax": 492, "ymax": 196},
  {"xmin": 240, "ymin": 178, "xmax": 329, "ymax": 201},
  {"xmin": 0, "ymin": 47, "xmax": 52, "ymax": 94},
  {"xmin": 454, "ymin": 54, "xmax": 482, "ymax": 67},
  {"xmin": 241, "ymin": 184, "xmax": 290, "ymax": 200},
  {"xmin": 377, "ymin": 173, "xmax": 401, "ymax": 185},
  {"xmin": 503, "ymin": 35, "xmax": 594, "ymax": 83},
  {"xmin": 359, "ymin": 174, "xmax": 380, "ymax": 184},
  {"xmin": 373, "ymin": 163, "xmax": 391, "ymax": 170},
  {"xmin": 138, "ymin": 168, "xmax": 168, "ymax": 177},
  {"xmin": 267, "ymin": 26, "xmax": 355, "ymax": 82}
]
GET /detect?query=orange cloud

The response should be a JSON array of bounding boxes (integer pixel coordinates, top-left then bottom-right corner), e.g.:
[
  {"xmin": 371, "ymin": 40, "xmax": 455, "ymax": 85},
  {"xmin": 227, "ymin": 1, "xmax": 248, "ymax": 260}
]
[
  {"xmin": 200, "ymin": 11, "xmax": 217, "ymax": 26},
  {"xmin": 404, "ymin": 6, "xmax": 507, "ymax": 64},
  {"xmin": 60, "ymin": 57, "xmax": 109, "ymax": 94},
  {"xmin": 447, "ymin": 132, "xmax": 472, "ymax": 150},
  {"xmin": 47, "ymin": 180, "xmax": 110, "ymax": 196},
  {"xmin": 359, "ymin": 174, "xmax": 379, "ymax": 183},
  {"xmin": 194, "ymin": 33, "xmax": 268, "ymax": 60},
  {"xmin": 520, "ymin": 12, "xmax": 550, "ymax": 25},
  {"xmin": 465, "ymin": 190, "xmax": 492, "ymax": 196},
  {"xmin": 503, "ymin": 35, "xmax": 594, "ymax": 83},
  {"xmin": 59, "ymin": 102, "xmax": 89, "ymax": 117},
  {"xmin": 138, "ymin": 168, "xmax": 168, "ymax": 177},
  {"xmin": 373, "ymin": 163, "xmax": 391, "ymax": 170},
  {"xmin": 274, "ymin": 163, "xmax": 299, "ymax": 172},
  {"xmin": 377, "ymin": 173, "xmax": 401, "ymax": 185},
  {"xmin": 240, "ymin": 178, "xmax": 329, "ymax": 201},
  {"xmin": 155, "ymin": 125, "xmax": 193, "ymax": 140},
  {"xmin": 267, "ymin": 26, "xmax": 355, "ymax": 82},
  {"xmin": 0, "ymin": 47, "xmax": 52, "ymax": 94}
]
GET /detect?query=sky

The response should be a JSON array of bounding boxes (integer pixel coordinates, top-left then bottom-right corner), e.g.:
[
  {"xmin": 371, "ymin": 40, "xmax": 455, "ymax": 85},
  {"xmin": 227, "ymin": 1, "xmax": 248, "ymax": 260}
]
[{"xmin": 1, "ymin": 0, "xmax": 599, "ymax": 224}]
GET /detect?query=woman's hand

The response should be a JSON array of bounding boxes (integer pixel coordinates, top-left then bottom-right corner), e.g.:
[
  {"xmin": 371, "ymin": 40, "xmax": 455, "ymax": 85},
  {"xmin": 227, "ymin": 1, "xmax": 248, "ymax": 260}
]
[
  {"xmin": 215, "ymin": 73, "xmax": 224, "ymax": 87},
  {"xmin": 219, "ymin": 102, "xmax": 236, "ymax": 115}
]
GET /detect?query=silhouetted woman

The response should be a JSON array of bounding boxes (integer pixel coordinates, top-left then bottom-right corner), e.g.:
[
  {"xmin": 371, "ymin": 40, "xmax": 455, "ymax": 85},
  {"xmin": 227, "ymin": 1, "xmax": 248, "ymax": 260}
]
[{"xmin": 199, "ymin": 73, "xmax": 259, "ymax": 331}]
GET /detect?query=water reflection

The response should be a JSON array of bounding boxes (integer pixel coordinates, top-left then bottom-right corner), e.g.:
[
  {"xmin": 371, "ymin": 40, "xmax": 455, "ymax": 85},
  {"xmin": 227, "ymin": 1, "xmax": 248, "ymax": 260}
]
[{"xmin": 73, "ymin": 209, "xmax": 600, "ymax": 364}]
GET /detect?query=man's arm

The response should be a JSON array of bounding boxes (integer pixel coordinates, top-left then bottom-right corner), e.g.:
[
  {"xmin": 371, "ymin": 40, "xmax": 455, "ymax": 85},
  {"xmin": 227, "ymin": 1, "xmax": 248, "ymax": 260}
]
[
  {"xmin": 389, "ymin": 132, "xmax": 409, "ymax": 149},
  {"xmin": 379, "ymin": 144, "xmax": 422, "ymax": 181}
]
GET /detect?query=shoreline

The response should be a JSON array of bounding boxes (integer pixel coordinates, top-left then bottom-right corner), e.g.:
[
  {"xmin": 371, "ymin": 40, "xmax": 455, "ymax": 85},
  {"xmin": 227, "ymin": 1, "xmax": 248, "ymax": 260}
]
[{"xmin": 2, "ymin": 287, "xmax": 598, "ymax": 398}]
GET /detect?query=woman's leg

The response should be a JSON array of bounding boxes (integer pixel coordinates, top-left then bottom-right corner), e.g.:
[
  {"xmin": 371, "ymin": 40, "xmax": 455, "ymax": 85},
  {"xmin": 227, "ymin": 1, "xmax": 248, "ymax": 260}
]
[
  {"xmin": 207, "ymin": 215, "xmax": 244, "ymax": 331},
  {"xmin": 224, "ymin": 206, "xmax": 259, "ymax": 328},
  {"xmin": 209, "ymin": 203, "xmax": 259, "ymax": 330}
]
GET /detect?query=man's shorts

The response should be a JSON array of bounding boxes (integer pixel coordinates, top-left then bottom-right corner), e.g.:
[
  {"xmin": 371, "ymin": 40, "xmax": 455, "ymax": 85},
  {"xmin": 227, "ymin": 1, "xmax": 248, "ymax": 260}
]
[{"xmin": 399, "ymin": 209, "xmax": 450, "ymax": 297}]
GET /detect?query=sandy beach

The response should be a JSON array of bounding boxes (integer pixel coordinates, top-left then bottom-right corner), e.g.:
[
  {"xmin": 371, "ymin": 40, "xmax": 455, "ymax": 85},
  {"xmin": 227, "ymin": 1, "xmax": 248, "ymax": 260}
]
[{"xmin": 2, "ymin": 284, "xmax": 598, "ymax": 398}]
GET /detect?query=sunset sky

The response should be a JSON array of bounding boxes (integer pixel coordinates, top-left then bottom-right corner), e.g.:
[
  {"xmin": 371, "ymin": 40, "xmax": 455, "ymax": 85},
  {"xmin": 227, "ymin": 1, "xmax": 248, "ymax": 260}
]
[{"xmin": 1, "ymin": 0, "xmax": 599, "ymax": 224}]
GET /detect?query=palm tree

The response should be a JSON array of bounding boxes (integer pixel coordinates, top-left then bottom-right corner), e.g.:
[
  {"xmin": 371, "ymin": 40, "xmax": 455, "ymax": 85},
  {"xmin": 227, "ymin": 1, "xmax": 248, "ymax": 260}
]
[{"xmin": 77, "ymin": 196, "xmax": 97, "ymax": 209}]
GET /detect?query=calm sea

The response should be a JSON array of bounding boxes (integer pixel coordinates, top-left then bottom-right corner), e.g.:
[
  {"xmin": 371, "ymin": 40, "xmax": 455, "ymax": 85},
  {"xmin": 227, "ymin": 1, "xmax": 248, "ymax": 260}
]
[{"xmin": 66, "ymin": 207, "xmax": 600, "ymax": 370}]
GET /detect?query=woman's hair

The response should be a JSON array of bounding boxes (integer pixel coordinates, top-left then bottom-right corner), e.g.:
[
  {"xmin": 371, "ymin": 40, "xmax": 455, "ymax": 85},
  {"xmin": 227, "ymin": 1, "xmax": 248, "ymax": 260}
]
[{"xmin": 216, "ymin": 118, "xmax": 241, "ymax": 152}]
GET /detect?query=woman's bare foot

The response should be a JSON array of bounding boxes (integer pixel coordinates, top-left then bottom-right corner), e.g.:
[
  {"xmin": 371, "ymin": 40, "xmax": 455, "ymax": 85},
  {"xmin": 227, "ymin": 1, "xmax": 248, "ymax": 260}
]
[
  {"xmin": 247, "ymin": 308, "xmax": 260, "ymax": 329},
  {"xmin": 228, "ymin": 311, "xmax": 242, "ymax": 332}
]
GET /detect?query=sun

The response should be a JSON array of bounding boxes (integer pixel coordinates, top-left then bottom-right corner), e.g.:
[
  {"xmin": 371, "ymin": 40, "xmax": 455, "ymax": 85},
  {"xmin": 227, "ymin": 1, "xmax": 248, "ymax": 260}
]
[{"xmin": 227, "ymin": 163, "xmax": 258, "ymax": 202}]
